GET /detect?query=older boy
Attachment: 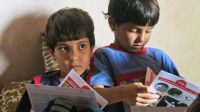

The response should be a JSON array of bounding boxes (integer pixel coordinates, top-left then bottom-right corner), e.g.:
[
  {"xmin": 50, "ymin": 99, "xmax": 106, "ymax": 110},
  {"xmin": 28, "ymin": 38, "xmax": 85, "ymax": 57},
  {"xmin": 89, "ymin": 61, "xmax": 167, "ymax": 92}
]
[{"xmin": 89, "ymin": 0, "xmax": 180, "ymax": 111}]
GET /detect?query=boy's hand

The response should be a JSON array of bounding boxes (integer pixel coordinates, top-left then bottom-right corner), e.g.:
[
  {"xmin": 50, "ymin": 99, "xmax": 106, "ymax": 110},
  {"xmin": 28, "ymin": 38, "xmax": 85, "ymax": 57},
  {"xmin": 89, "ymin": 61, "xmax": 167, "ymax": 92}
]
[{"xmin": 121, "ymin": 82, "xmax": 159, "ymax": 106}]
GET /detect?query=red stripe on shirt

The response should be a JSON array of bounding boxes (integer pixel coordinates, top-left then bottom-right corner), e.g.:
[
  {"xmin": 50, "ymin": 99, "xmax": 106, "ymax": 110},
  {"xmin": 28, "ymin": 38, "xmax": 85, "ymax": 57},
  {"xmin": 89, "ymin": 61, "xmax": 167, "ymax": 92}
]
[
  {"xmin": 115, "ymin": 73, "xmax": 146, "ymax": 85},
  {"xmin": 33, "ymin": 75, "xmax": 41, "ymax": 85},
  {"xmin": 106, "ymin": 43, "xmax": 147, "ymax": 55}
]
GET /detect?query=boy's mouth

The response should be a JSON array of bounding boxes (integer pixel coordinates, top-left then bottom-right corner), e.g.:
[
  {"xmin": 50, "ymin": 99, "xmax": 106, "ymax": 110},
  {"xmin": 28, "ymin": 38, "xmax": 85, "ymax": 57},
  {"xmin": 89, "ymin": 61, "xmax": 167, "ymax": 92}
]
[
  {"xmin": 70, "ymin": 64, "xmax": 82, "ymax": 68},
  {"xmin": 132, "ymin": 45, "xmax": 141, "ymax": 47},
  {"xmin": 127, "ymin": 45, "xmax": 144, "ymax": 52},
  {"xmin": 131, "ymin": 43, "xmax": 143, "ymax": 47},
  {"xmin": 131, "ymin": 45, "xmax": 143, "ymax": 49}
]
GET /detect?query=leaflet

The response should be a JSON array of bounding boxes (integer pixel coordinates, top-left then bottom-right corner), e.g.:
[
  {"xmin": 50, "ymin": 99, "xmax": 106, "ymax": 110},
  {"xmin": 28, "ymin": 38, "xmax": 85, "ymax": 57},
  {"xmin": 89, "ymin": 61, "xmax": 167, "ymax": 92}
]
[
  {"xmin": 26, "ymin": 69, "xmax": 108, "ymax": 112},
  {"xmin": 145, "ymin": 66, "xmax": 157, "ymax": 86},
  {"xmin": 58, "ymin": 69, "xmax": 108, "ymax": 109},
  {"xmin": 26, "ymin": 84, "xmax": 97, "ymax": 112},
  {"xmin": 150, "ymin": 70, "xmax": 200, "ymax": 107}
]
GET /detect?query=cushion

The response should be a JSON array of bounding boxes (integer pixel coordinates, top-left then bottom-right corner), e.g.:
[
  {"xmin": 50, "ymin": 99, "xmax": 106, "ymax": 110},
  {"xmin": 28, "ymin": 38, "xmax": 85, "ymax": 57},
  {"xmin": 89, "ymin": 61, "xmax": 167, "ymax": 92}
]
[
  {"xmin": 0, "ymin": 80, "xmax": 31, "ymax": 112},
  {"xmin": 41, "ymin": 35, "xmax": 59, "ymax": 72}
]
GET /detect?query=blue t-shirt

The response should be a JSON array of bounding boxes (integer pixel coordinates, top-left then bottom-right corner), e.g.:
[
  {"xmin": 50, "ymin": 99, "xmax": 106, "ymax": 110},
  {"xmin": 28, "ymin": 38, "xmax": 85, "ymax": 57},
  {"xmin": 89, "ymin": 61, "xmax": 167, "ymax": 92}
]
[{"xmin": 90, "ymin": 43, "xmax": 179, "ymax": 87}]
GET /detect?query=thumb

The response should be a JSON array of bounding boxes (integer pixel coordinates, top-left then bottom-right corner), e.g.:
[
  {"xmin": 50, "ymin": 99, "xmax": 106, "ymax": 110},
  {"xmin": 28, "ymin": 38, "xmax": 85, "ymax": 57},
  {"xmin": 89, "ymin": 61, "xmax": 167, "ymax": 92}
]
[{"xmin": 137, "ymin": 85, "xmax": 149, "ymax": 92}]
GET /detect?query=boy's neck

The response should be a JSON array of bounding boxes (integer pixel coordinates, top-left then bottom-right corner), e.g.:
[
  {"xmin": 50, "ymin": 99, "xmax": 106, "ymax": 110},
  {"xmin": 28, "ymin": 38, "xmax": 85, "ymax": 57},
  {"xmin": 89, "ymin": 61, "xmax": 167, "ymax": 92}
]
[
  {"xmin": 108, "ymin": 43, "xmax": 146, "ymax": 55},
  {"xmin": 59, "ymin": 68, "xmax": 89, "ymax": 79}
]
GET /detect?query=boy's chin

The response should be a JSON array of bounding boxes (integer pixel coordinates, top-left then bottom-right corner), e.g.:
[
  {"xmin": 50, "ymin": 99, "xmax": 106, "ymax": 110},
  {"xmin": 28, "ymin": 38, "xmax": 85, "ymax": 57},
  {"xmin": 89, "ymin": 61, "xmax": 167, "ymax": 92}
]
[
  {"xmin": 73, "ymin": 69, "xmax": 85, "ymax": 76},
  {"xmin": 129, "ymin": 46, "xmax": 144, "ymax": 52},
  {"xmin": 128, "ymin": 48, "xmax": 142, "ymax": 52}
]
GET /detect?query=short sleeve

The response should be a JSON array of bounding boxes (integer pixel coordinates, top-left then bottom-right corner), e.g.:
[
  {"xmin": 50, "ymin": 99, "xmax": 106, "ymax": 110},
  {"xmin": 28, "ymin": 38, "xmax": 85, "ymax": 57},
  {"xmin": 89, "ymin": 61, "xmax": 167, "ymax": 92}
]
[{"xmin": 90, "ymin": 49, "xmax": 114, "ymax": 87}]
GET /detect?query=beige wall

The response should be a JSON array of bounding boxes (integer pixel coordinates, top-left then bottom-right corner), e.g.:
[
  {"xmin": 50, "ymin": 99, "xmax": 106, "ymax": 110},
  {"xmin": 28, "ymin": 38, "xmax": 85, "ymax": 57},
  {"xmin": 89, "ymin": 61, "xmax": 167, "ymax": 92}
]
[
  {"xmin": 0, "ymin": 0, "xmax": 199, "ymax": 88},
  {"xmin": 149, "ymin": 0, "xmax": 200, "ymax": 85}
]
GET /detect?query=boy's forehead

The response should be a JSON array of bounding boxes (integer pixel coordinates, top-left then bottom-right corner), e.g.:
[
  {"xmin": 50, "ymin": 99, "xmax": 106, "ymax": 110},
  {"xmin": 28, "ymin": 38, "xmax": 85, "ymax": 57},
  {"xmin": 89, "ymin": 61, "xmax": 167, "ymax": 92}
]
[
  {"xmin": 56, "ymin": 37, "xmax": 89, "ymax": 45},
  {"xmin": 120, "ymin": 22, "xmax": 154, "ymax": 29}
]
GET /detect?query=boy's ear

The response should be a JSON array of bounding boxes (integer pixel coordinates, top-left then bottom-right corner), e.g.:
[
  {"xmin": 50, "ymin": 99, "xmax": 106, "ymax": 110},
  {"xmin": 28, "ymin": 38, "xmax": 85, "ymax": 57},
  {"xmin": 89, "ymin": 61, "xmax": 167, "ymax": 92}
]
[
  {"xmin": 48, "ymin": 48, "xmax": 56, "ymax": 61},
  {"xmin": 108, "ymin": 17, "xmax": 117, "ymax": 31},
  {"xmin": 90, "ymin": 47, "xmax": 94, "ymax": 58}
]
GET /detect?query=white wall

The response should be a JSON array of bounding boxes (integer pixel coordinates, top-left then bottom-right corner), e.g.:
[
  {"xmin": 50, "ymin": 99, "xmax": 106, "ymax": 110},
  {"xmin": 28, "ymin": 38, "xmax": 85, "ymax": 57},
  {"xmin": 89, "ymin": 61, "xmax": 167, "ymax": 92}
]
[
  {"xmin": 150, "ymin": 0, "xmax": 200, "ymax": 85},
  {"xmin": 0, "ymin": 0, "xmax": 199, "ymax": 86},
  {"xmin": 0, "ymin": 0, "xmax": 112, "ymax": 45}
]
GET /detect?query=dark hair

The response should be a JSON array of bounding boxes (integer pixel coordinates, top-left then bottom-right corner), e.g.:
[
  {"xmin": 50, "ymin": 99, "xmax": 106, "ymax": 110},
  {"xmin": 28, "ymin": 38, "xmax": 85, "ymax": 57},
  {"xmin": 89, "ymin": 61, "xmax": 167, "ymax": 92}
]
[
  {"xmin": 168, "ymin": 88, "xmax": 182, "ymax": 96},
  {"xmin": 44, "ymin": 7, "xmax": 95, "ymax": 50},
  {"xmin": 43, "ymin": 98, "xmax": 77, "ymax": 112},
  {"xmin": 156, "ymin": 82, "xmax": 169, "ymax": 87},
  {"xmin": 105, "ymin": 0, "xmax": 160, "ymax": 26}
]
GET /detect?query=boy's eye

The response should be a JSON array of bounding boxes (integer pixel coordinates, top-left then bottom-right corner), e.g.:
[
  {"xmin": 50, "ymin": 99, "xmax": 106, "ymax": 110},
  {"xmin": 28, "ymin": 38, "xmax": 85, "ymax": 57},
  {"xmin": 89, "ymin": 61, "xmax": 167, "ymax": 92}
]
[
  {"xmin": 79, "ymin": 44, "xmax": 86, "ymax": 50},
  {"xmin": 130, "ymin": 29, "xmax": 138, "ymax": 33},
  {"xmin": 60, "ymin": 47, "xmax": 69, "ymax": 53},
  {"xmin": 146, "ymin": 30, "xmax": 152, "ymax": 34}
]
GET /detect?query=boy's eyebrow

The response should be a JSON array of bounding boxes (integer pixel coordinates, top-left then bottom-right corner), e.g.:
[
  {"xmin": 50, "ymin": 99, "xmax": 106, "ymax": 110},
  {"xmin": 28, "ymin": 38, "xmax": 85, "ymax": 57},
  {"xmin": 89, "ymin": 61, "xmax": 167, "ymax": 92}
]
[
  {"xmin": 56, "ymin": 43, "xmax": 68, "ymax": 46},
  {"xmin": 146, "ymin": 27, "xmax": 154, "ymax": 30},
  {"xmin": 135, "ymin": 26, "xmax": 154, "ymax": 29},
  {"xmin": 56, "ymin": 39, "xmax": 88, "ymax": 46},
  {"xmin": 131, "ymin": 24, "xmax": 154, "ymax": 29},
  {"xmin": 77, "ymin": 40, "xmax": 88, "ymax": 44},
  {"xmin": 147, "ymin": 26, "xmax": 154, "ymax": 29}
]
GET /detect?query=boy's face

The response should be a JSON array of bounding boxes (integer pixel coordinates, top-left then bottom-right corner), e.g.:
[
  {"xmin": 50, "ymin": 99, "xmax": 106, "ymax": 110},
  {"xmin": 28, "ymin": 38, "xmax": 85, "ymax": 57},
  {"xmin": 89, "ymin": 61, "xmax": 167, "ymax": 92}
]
[
  {"xmin": 113, "ymin": 23, "xmax": 153, "ymax": 52},
  {"xmin": 51, "ymin": 37, "xmax": 93, "ymax": 77}
]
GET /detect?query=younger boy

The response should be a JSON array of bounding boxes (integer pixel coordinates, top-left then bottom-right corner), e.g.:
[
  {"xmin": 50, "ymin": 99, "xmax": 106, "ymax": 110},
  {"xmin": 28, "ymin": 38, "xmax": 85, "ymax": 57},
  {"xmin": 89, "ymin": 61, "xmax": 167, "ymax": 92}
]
[
  {"xmin": 16, "ymin": 7, "xmax": 159, "ymax": 112},
  {"xmin": 89, "ymin": 0, "xmax": 180, "ymax": 111},
  {"xmin": 16, "ymin": 7, "xmax": 95, "ymax": 112}
]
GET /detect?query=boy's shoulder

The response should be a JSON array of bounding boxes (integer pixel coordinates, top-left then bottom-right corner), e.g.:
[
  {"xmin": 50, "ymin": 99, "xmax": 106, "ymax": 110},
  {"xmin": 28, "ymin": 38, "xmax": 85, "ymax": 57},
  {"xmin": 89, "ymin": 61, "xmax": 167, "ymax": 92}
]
[
  {"xmin": 94, "ymin": 45, "xmax": 167, "ymax": 58},
  {"xmin": 33, "ymin": 70, "xmax": 60, "ymax": 78},
  {"xmin": 146, "ymin": 47, "xmax": 173, "ymax": 61},
  {"xmin": 95, "ymin": 46, "xmax": 164, "ymax": 53},
  {"xmin": 42, "ymin": 70, "xmax": 60, "ymax": 77},
  {"xmin": 147, "ymin": 47, "xmax": 163, "ymax": 52},
  {"xmin": 93, "ymin": 45, "xmax": 115, "ymax": 54},
  {"xmin": 33, "ymin": 70, "xmax": 60, "ymax": 84}
]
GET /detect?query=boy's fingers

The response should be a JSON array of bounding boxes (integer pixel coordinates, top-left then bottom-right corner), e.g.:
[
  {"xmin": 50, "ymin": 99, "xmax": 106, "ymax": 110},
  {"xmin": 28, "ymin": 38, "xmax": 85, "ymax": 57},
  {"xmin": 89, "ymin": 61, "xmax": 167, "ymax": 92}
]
[
  {"xmin": 136, "ymin": 86, "xmax": 155, "ymax": 94},
  {"xmin": 136, "ymin": 96, "xmax": 158, "ymax": 105},
  {"xmin": 138, "ymin": 92, "xmax": 160, "ymax": 99},
  {"xmin": 136, "ymin": 85, "xmax": 149, "ymax": 92},
  {"xmin": 135, "ymin": 102, "xmax": 150, "ymax": 107}
]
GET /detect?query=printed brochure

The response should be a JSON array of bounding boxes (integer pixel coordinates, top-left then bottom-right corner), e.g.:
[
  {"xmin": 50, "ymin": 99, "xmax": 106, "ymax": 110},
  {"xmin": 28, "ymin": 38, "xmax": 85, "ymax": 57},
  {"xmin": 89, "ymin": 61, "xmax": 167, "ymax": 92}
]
[
  {"xmin": 58, "ymin": 69, "xmax": 108, "ymax": 109},
  {"xmin": 26, "ymin": 84, "xmax": 97, "ymax": 112},
  {"xmin": 149, "ymin": 70, "xmax": 200, "ymax": 107},
  {"xmin": 26, "ymin": 69, "xmax": 108, "ymax": 112}
]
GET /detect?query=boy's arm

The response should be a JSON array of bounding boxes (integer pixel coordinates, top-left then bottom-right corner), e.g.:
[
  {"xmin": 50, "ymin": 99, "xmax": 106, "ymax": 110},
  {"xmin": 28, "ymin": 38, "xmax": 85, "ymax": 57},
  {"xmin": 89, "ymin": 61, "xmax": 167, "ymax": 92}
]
[
  {"xmin": 94, "ymin": 84, "xmax": 125, "ymax": 104},
  {"xmin": 94, "ymin": 82, "xmax": 160, "ymax": 106},
  {"xmin": 154, "ymin": 48, "xmax": 179, "ymax": 76},
  {"xmin": 16, "ymin": 80, "xmax": 34, "ymax": 112},
  {"xmin": 16, "ymin": 90, "xmax": 31, "ymax": 112}
]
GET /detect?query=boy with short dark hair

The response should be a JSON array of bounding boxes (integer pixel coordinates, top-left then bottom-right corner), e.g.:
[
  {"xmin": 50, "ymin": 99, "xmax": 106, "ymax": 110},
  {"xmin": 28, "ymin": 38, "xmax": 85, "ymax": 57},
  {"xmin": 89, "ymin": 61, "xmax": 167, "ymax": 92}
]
[
  {"xmin": 16, "ymin": 7, "xmax": 96, "ymax": 112},
  {"xmin": 89, "ymin": 0, "xmax": 180, "ymax": 111}
]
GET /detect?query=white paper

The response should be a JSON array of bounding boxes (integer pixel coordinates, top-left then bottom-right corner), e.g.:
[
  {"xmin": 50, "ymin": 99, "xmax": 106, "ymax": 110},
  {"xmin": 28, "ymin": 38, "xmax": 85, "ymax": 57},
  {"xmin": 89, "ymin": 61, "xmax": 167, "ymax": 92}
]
[
  {"xmin": 26, "ymin": 84, "xmax": 97, "ymax": 112},
  {"xmin": 58, "ymin": 69, "xmax": 108, "ymax": 109},
  {"xmin": 145, "ymin": 67, "xmax": 157, "ymax": 86},
  {"xmin": 150, "ymin": 70, "xmax": 200, "ymax": 107}
]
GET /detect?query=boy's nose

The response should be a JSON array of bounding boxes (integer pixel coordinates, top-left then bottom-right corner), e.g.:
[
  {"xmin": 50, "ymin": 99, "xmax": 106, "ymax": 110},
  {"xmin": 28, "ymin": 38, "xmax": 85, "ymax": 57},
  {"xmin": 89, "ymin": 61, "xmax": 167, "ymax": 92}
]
[
  {"xmin": 69, "ymin": 50, "xmax": 79, "ymax": 61},
  {"xmin": 137, "ymin": 33, "xmax": 145, "ymax": 42}
]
